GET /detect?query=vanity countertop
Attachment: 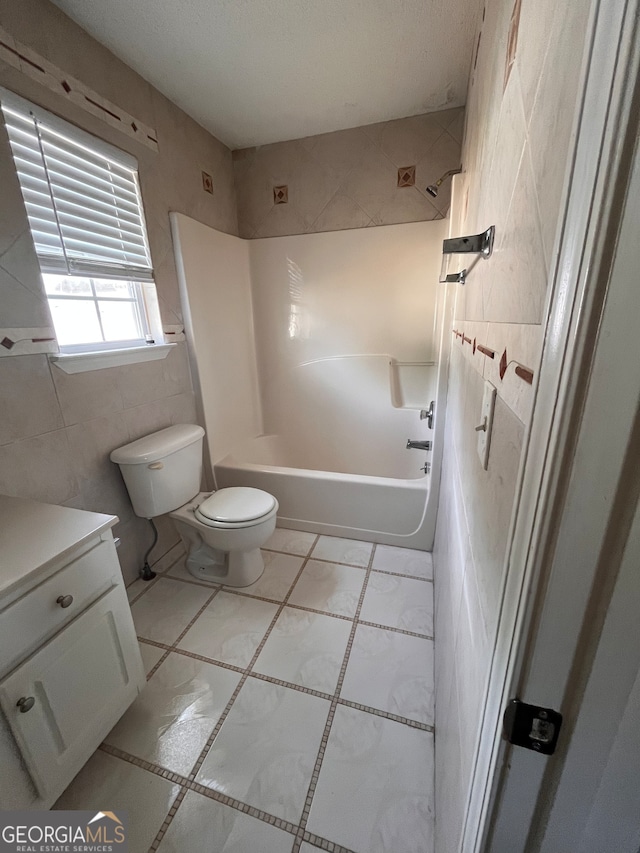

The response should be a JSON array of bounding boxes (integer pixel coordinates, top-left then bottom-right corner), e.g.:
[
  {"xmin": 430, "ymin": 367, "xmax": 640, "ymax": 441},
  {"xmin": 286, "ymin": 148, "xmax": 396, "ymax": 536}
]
[{"xmin": 0, "ymin": 495, "xmax": 117, "ymax": 598}]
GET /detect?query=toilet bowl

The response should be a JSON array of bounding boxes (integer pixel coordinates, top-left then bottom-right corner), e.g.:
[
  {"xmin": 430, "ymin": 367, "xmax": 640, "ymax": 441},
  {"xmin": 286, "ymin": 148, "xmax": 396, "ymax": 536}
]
[
  {"xmin": 170, "ymin": 488, "xmax": 278, "ymax": 585},
  {"xmin": 109, "ymin": 424, "xmax": 279, "ymax": 586}
]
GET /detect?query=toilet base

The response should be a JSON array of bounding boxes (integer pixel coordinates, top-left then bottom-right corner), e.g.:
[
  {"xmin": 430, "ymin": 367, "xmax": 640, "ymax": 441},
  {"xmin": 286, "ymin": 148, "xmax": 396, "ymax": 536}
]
[
  {"xmin": 169, "ymin": 491, "xmax": 277, "ymax": 587},
  {"xmin": 185, "ymin": 545, "xmax": 264, "ymax": 587}
]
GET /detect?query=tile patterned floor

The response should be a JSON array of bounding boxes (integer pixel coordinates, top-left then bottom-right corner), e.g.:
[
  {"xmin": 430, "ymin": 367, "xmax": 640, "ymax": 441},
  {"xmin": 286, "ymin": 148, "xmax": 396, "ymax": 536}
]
[{"xmin": 54, "ymin": 531, "xmax": 435, "ymax": 853}]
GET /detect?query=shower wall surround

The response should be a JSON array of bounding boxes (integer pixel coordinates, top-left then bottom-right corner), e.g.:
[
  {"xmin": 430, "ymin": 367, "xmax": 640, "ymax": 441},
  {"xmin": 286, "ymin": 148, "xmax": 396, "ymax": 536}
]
[
  {"xmin": 249, "ymin": 221, "xmax": 446, "ymax": 478},
  {"xmin": 0, "ymin": 0, "xmax": 237, "ymax": 583},
  {"xmin": 172, "ymin": 212, "xmax": 445, "ymax": 483},
  {"xmin": 233, "ymin": 108, "xmax": 463, "ymax": 238},
  {"xmin": 432, "ymin": 0, "xmax": 591, "ymax": 847}
]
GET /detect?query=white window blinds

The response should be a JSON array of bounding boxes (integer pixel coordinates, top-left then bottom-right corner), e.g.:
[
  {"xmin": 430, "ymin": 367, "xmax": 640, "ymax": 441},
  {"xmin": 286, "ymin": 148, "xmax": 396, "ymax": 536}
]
[{"xmin": 1, "ymin": 89, "xmax": 153, "ymax": 282}]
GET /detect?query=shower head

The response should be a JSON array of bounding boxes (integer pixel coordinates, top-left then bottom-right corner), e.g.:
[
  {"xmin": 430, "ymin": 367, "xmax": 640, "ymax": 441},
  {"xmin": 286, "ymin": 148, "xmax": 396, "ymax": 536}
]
[{"xmin": 426, "ymin": 167, "xmax": 462, "ymax": 198}]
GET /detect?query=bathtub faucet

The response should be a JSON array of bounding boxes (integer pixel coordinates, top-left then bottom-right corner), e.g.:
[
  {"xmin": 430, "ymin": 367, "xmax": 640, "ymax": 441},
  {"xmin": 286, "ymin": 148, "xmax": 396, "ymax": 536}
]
[{"xmin": 406, "ymin": 439, "xmax": 432, "ymax": 451}]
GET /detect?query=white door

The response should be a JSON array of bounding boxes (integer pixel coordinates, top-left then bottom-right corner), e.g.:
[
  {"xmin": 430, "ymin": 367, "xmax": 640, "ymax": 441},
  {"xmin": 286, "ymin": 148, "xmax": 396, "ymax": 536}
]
[
  {"xmin": 533, "ymin": 502, "xmax": 640, "ymax": 852},
  {"xmin": 0, "ymin": 585, "xmax": 142, "ymax": 802}
]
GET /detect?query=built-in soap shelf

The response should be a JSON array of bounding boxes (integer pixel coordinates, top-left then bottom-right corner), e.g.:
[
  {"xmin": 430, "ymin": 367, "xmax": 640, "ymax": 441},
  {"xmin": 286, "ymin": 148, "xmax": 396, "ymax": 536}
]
[{"xmin": 389, "ymin": 359, "xmax": 437, "ymax": 409}]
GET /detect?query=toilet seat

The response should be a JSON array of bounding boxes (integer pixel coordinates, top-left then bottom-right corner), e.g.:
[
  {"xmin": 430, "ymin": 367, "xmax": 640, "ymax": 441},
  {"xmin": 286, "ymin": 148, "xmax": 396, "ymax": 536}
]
[{"xmin": 195, "ymin": 487, "xmax": 277, "ymax": 529}]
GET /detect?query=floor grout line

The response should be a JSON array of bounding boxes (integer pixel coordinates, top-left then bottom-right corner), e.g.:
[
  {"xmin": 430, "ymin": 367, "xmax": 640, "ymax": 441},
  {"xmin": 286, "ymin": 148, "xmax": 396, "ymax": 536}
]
[
  {"xmin": 357, "ymin": 619, "xmax": 434, "ymax": 640},
  {"xmin": 336, "ymin": 697, "xmax": 434, "ymax": 731},
  {"xmin": 138, "ymin": 638, "xmax": 435, "ymax": 730},
  {"xmin": 135, "ymin": 574, "xmax": 434, "ymax": 640},
  {"xmin": 98, "ymin": 743, "xmax": 358, "ymax": 853},
  {"xmin": 291, "ymin": 542, "xmax": 378, "ymax": 853},
  {"xmin": 121, "ymin": 533, "xmax": 433, "ymax": 851},
  {"xmin": 145, "ymin": 535, "xmax": 322, "ymax": 852},
  {"xmin": 370, "ymin": 567, "xmax": 434, "ymax": 583}
]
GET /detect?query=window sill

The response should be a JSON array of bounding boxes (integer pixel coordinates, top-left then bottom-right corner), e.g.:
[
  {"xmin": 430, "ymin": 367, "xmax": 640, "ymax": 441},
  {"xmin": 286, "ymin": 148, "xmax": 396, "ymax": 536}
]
[{"xmin": 49, "ymin": 343, "xmax": 176, "ymax": 374}]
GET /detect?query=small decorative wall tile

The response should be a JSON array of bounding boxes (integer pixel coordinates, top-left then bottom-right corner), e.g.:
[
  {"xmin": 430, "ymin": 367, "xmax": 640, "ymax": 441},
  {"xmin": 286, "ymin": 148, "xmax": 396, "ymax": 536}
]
[
  {"xmin": 201, "ymin": 171, "xmax": 213, "ymax": 194},
  {"xmin": 504, "ymin": 0, "xmax": 522, "ymax": 91},
  {"xmin": 273, "ymin": 185, "xmax": 288, "ymax": 204},
  {"xmin": 499, "ymin": 348, "xmax": 508, "ymax": 380},
  {"xmin": 397, "ymin": 165, "xmax": 416, "ymax": 188}
]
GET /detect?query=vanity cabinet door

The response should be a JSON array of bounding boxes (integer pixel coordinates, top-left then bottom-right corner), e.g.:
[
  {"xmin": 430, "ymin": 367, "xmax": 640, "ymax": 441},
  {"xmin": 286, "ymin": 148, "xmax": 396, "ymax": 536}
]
[{"xmin": 0, "ymin": 584, "xmax": 144, "ymax": 804}]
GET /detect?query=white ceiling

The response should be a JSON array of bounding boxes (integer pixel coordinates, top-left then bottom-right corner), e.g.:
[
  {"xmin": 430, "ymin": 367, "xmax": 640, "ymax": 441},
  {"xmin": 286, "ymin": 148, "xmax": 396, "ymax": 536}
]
[{"xmin": 51, "ymin": 0, "xmax": 481, "ymax": 150}]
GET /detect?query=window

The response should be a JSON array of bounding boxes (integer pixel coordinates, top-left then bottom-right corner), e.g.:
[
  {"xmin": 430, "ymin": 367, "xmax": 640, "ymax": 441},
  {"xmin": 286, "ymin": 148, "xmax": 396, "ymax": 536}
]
[{"xmin": 1, "ymin": 88, "xmax": 155, "ymax": 352}]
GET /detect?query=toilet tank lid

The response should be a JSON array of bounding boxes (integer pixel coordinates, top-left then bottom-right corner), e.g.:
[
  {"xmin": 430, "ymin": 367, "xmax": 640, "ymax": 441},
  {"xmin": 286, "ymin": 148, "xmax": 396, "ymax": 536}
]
[{"xmin": 110, "ymin": 424, "xmax": 205, "ymax": 465}]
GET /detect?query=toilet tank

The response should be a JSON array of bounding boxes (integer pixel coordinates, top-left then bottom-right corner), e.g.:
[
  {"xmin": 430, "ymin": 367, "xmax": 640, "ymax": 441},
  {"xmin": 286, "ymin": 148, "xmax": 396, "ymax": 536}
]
[{"xmin": 110, "ymin": 424, "xmax": 205, "ymax": 518}]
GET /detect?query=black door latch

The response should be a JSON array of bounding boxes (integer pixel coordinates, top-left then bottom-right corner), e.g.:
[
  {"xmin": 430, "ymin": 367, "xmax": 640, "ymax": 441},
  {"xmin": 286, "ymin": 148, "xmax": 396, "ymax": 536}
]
[{"xmin": 503, "ymin": 699, "xmax": 562, "ymax": 755}]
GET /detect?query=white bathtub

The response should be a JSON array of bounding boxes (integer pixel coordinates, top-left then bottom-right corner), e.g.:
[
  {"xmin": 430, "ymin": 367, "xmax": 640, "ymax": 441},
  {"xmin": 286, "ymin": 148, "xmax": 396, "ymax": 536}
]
[{"xmin": 214, "ymin": 435, "xmax": 435, "ymax": 549}]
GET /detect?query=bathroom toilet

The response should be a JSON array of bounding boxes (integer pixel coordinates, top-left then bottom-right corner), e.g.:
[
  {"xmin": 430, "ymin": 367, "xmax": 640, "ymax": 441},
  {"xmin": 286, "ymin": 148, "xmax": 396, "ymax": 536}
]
[{"xmin": 110, "ymin": 424, "xmax": 278, "ymax": 586}]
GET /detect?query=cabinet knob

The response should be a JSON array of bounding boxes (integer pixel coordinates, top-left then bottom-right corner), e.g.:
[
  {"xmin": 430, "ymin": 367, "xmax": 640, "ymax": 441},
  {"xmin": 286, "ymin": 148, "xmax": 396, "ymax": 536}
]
[
  {"xmin": 56, "ymin": 594, "xmax": 74, "ymax": 609},
  {"xmin": 16, "ymin": 696, "xmax": 35, "ymax": 713}
]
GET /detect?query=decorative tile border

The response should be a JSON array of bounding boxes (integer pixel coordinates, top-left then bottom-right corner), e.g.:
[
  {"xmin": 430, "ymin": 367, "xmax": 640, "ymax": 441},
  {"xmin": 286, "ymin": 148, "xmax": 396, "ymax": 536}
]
[
  {"xmin": 0, "ymin": 25, "xmax": 158, "ymax": 150},
  {"xmin": 107, "ymin": 537, "xmax": 435, "ymax": 851},
  {"xmin": 452, "ymin": 327, "xmax": 535, "ymax": 387}
]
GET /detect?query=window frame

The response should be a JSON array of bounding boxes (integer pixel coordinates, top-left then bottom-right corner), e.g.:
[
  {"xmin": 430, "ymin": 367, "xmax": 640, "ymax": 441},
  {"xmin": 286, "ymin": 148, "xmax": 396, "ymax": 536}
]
[
  {"xmin": 43, "ymin": 274, "xmax": 152, "ymax": 353},
  {"xmin": 0, "ymin": 87, "xmax": 158, "ymax": 355}
]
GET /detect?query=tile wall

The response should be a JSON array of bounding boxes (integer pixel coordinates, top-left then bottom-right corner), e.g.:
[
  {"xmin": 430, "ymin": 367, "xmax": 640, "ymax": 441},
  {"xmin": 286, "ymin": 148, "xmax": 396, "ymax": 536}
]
[
  {"xmin": 233, "ymin": 109, "xmax": 463, "ymax": 237},
  {"xmin": 432, "ymin": 0, "xmax": 591, "ymax": 847},
  {"xmin": 0, "ymin": 0, "xmax": 238, "ymax": 582}
]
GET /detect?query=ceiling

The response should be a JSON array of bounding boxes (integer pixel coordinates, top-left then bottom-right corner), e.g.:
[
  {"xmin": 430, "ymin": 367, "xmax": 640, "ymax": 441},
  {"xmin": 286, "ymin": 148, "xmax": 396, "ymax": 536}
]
[{"xmin": 51, "ymin": 0, "xmax": 481, "ymax": 150}]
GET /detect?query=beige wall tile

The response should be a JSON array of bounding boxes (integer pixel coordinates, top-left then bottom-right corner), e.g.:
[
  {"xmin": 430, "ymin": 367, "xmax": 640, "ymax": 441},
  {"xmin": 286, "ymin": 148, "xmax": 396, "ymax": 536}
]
[
  {"xmin": 483, "ymin": 143, "xmax": 548, "ymax": 324},
  {"xmin": 0, "ymin": 121, "xmax": 30, "ymax": 257},
  {"xmin": 481, "ymin": 66, "xmax": 527, "ymax": 236},
  {"xmin": 65, "ymin": 412, "xmax": 130, "ymax": 484},
  {"xmin": 415, "ymin": 130, "xmax": 463, "ymax": 216},
  {"xmin": 235, "ymin": 160, "xmax": 277, "ymax": 237},
  {"xmin": 122, "ymin": 396, "xmax": 178, "ymax": 443},
  {"xmin": 304, "ymin": 127, "xmax": 373, "ymax": 180},
  {"xmin": 287, "ymin": 153, "xmax": 342, "ymax": 227},
  {"xmin": 0, "ymin": 354, "xmax": 63, "ymax": 444},
  {"xmin": 445, "ymin": 108, "xmax": 465, "ymax": 145},
  {"xmin": 234, "ymin": 108, "xmax": 465, "ymax": 237},
  {"xmin": 525, "ymin": 0, "xmax": 590, "ymax": 269},
  {"xmin": 0, "ymin": 231, "xmax": 52, "ymax": 329},
  {"xmin": 254, "ymin": 202, "xmax": 309, "ymax": 239},
  {"xmin": 51, "ymin": 363, "xmax": 125, "ymax": 426},
  {"xmin": 374, "ymin": 112, "xmax": 447, "ymax": 167},
  {"xmin": 163, "ymin": 391, "xmax": 198, "ymax": 427},
  {"xmin": 0, "ymin": 428, "xmax": 79, "ymax": 504},
  {"xmin": 312, "ymin": 194, "xmax": 373, "ymax": 232},
  {"xmin": 372, "ymin": 186, "xmax": 441, "ymax": 226},
  {"xmin": 118, "ymin": 357, "xmax": 171, "ymax": 410}
]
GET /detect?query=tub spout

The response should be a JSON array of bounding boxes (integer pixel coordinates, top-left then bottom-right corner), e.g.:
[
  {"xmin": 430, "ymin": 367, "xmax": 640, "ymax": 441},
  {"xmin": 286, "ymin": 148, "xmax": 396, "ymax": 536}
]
[{"xmin": 406, "ymin": 439, "xmax": 432, "ymax": 451}]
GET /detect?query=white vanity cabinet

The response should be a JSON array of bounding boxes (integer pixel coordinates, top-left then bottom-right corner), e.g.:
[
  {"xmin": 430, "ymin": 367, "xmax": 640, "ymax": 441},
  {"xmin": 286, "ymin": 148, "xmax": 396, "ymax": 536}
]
[{"xmin": 0, "ymin": 496, "xmax": 145, "ymax": 810}]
